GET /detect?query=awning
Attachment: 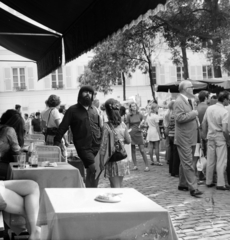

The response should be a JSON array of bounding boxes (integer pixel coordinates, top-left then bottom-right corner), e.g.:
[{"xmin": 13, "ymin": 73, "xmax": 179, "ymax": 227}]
[
  {"xmin": 156, "ymin": 80, "xmax": 208, "ymax": 93},
  {"xmin": 0, "ymin": 0, "xmax": 168, "ymax": 80}
]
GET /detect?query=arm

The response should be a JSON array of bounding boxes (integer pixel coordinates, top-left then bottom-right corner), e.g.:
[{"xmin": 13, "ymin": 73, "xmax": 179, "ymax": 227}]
[
  {"xmin": 54, "ymin": 109, "xmax": 72, "ymax": 145},
  {"xmin": 201, "ymin": 112, "xmax": 208, "ymax": 140},
  {"xmin": 124, "ymin": 124, "xmax": 131, "ymax": 144},
  {"xmin": 126, "ymin": 114, "xmax": 130, "ymax": 129},
  {"xmin": 174, "ymin": 101, "xmax": 198, "ymax": 123},
  {"xmin": 7, "ymin": 128, "xmax": 21, "ymax": 156},
  {"xmin": 100, "ymin": 125, "xmax": 109, "ymax": 168},
  {"xmin": 222, "ymin": 112, "xmax": 230, "ymax": 146}
]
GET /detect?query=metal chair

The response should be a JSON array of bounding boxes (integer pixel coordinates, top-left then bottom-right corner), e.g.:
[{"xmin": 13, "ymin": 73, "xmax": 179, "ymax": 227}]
[
  {"xmin": 27, "ymin": 134, "xmax": 45, "ymax": 141},
  {"xmin": 35, "ymin": 145, "xmax": 61, "ymax": 162},
  {"xmin": 24, "ymin": 139, "xmax": 45, "ymax": 146}
]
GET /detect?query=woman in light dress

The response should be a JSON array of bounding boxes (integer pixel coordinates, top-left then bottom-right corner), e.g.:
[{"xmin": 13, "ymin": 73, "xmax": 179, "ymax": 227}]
[
  {"xmin": 145, "ymin": 103, "xmax": 163, "ymax": 166},
  {"xmin": 100, "ymin": 99, "xmax": 131, "ymax": 188}
]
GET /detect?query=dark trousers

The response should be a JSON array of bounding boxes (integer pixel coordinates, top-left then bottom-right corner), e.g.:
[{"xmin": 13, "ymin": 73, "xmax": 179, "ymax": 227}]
[
  {"xmin": 227, "ymin": 147, "xmax": 230, "ymax": 185},
  {"xmin": 169, "ymin": 136, "xmax": 180, "ymax": 176}
]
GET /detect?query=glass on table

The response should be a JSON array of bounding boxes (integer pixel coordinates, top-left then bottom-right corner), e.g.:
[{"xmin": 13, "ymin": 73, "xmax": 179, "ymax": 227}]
[{"xmin": 14, "ymin": 153, "xmax": 26, "ymax": 169}]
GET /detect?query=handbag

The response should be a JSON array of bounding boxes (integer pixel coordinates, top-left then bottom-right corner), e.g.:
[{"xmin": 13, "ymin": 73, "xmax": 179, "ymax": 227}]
[
  {"xmin": 107, "ymin": 123, "xmax": 127, "ymax": 163},
  {"xmin": 196, "ymin": 148, "xmax": 207, "ymax": 173}
]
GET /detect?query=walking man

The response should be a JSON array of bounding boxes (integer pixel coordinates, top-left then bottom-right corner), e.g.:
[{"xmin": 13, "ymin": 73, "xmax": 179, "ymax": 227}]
[
  {"xmin": 174, "ymin": 80, "xmax": 203, "ymax": 197},
  {"xmin": 54, "ymin": 86, "xmax": 102, "ymax": 187},
  {"xmin": 202, "ymin": 91, "xmax": 230, "ymax": 190}
]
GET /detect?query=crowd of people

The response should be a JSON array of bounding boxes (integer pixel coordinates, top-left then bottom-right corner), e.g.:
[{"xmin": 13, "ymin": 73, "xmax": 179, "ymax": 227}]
[{"xmin": 1, "ymin": 82, "xmax": 230, "ymax": 238}]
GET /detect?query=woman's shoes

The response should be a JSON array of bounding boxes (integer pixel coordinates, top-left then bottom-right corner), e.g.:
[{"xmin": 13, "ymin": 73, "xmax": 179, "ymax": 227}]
[
  {"xmin": 144, "ymin": 167, "xmax": 150, "ymax": 172},
  {"xmin": 150, "ymin": 162, "xmax": 155, "ymax": 166},
  {"xmin": 132, "ymin": 166, "xmax": 138, "ymax": 171}
]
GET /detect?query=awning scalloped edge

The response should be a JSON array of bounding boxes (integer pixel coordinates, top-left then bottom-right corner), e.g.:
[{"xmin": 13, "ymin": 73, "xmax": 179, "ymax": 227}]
[{"xmin": 65, "ymin": 0, "xmax": 170, "ymax": 64}]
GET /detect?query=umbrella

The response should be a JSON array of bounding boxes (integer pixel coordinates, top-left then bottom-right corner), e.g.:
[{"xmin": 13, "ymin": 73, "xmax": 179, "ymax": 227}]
[{"xmin": 156, "ymin": 80, "xmax": 208, "ymax": 93}]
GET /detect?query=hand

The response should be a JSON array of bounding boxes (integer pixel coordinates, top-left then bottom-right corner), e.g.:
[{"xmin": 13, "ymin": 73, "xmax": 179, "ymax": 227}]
[
  {"xmin": 192, "ymin": 110, "xmax": 198, "ymax": 116},
  {"xmin": 100, "ymin": 162, "xmax": 104, "ymax": 171}
]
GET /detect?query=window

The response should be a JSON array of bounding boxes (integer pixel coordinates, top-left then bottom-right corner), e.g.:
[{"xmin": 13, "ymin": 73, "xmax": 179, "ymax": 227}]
[
  {"xmin": 202, "ymin": 65, "xmax": 213, "ymax": 79},
  {"xmin": 51, "ymin": 67, "xmax": 64, "ymax": 88},
  {"xmin": 177, "ymin": 66, "xmax": 184, "ymax": 81},
  {"xmin": 151, "ymin": 66, "xmax": 157, "ymax": 85},
  {"xmin": 12, "ymin": 68, "xmax": 26, "ymax": 89}
]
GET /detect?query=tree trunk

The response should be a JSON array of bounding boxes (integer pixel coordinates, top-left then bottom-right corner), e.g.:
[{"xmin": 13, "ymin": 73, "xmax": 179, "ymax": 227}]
[
  {"xmin": 121, "ymin": 71, "xmax": 126, "ymax": 101},
  {"xmin": 146, "ymin": 57, "xmax": 156, "ymax": 101},
  {"xmin": 181, "ymin": 41, "xmax": 189, "ymax": 79}
]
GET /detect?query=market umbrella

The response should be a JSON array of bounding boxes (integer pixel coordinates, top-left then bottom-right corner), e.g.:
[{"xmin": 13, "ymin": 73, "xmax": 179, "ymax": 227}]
[{"xmin": 156, "ymin": 80, "xmax": 208, "ymax": 93}]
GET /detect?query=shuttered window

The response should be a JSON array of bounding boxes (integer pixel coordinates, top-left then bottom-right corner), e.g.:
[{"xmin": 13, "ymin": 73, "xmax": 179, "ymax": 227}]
[{"xmin": 12, "ymin": 68, "xmax": 26, "ymax": 90}]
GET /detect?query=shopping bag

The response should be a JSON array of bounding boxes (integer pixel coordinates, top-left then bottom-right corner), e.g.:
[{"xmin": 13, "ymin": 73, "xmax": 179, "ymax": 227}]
[
  {"xmin": 196, "ymin": 149, "xmax": 207, "ymax": 172},
  {"xmin": 194, "ymin": 143, "xmax": 201, "ymax": 157}
]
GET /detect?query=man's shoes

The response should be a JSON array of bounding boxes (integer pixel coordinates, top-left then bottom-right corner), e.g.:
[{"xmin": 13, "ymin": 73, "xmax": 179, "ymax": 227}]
[
  {"xmin": 144, "ymin": 167, "xmax": 150, "ymax": 172},
  {"xmin": 178, "ymin": 186, "xmax": 189, "ymax": 191},
  {"xmin": 216, "ymin": 186, "xmax": 230, "ymax": 190},
  {"xmin": 190, "ymin": 189, "xmax": 203, "ymax": 197},
  {"xmin": 206, "ymin": 183, "xmax": 215, "ymax": 188}
]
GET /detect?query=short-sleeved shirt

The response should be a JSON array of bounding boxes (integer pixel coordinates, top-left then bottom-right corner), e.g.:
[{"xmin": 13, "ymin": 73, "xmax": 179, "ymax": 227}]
[
  {"xmin": 203, "ymin": 102, "xmax": 229, "ymax": 140},
  {"xmin": 31, "ymin": 118, "xmax": 42, "ymax": 132},
  {"xmin": 41, "ymin": 108, "xmax": 61, "ymax": 128}
]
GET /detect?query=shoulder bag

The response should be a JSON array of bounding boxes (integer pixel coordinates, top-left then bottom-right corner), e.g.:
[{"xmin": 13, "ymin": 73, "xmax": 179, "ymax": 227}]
[{"xmin": 107, "ymin": 123, "xmax": 127, "ymax": 163}]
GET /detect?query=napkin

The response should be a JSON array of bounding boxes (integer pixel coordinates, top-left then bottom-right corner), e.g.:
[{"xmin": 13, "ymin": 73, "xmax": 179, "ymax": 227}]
[
  {"xmin": 95, "ymin": 193, "xmax": 122, "ymax": 203},
  {"xmin": 41, "ymin": 162, "xmax": 58, "ymax": 167}
]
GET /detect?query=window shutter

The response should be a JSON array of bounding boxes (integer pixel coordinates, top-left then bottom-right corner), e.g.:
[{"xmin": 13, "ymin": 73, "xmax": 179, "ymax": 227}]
[
  {"xmin": 27, "ymin": 67, "xmax": 34, "ymax": 90},
  {"xmin": 77, "ymin": 66, "xmax": 84, "ymax": 81},
  {"xmin": 196, "ymin": 66, "xmax": 203, "ymax": 80},
  {"xmin": 4, "ymin": 68, "xmax": 12, "ymax": 91},
  {"xmin": 44, "ymin": 75, "xmax": 51, "ymax": 89},
  {"xmin": 159, "ymin": 66, "xmax": 165, "ymax": 84},
  {"xmin": 65, "ymin": 66, "xmax": 72, "ymax": 88},
  {"xmin": 190, "ymin": 66, "xmax": 196, "ymax": 80},
  {"xmin": 170, "ymin": 66, "xmax": 177, "ymax": 82}
]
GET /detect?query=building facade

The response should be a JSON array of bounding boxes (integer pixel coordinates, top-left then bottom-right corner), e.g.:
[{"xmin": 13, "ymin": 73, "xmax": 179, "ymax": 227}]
[{"xmin": 0, "ymin": 43, "xmax": 229, "ymax": 116}]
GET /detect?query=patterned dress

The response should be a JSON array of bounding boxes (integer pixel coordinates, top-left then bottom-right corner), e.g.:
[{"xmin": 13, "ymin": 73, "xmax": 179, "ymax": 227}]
[{"xmin": 100, "ymin": 122, "xmax": 131, "ymax": 178}]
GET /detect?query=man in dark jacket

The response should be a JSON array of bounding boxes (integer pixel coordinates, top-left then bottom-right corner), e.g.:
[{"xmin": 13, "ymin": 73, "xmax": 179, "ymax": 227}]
[{"xmin": 54, "ymin": 86, "xmax": 102, "ymax": 187}]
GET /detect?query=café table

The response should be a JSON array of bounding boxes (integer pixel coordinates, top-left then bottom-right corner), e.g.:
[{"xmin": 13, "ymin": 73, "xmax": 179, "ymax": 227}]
[
  {"xmin": 38, "ymin": 188, "xmax": 178, "ymax": 240},
  {"xmin": 5, "ymin": 162, "xmax": 85, "ymax": 235}
]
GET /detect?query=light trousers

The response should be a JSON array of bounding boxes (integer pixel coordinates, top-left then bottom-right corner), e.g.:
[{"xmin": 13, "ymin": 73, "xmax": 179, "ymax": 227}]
[{"xmin": 206, "ymin": 139, "xmax": 227, "ymax": 187}]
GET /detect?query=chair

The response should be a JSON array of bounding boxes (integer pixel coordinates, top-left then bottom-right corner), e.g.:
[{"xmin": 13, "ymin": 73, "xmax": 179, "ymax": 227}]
[
  {"xmin": 24, "ymin": 139, "xmax": 45, "ymax": 146},
  {"xmin": 27, "ymin": 134, "xmax": 45, "ymax": 141},
  {"xmin": 35, "ymin": 145, "xmax": 61, "ymax": 162}
]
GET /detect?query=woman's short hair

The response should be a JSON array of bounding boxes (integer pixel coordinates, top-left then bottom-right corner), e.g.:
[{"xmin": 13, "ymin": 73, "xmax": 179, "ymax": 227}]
[
  {"xmin": 1, "ymin": 109, "xmax": 25, "ymax": 147},
  {"xmin": 45, "ymin": 95, "xmax": 61, "ymax": 108},
  {"xmin": 105, "ymin": 99, "xmax": 121, "ymax": 127}
]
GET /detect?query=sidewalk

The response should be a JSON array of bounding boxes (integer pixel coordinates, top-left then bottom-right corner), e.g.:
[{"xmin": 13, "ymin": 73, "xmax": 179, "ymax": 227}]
[{"xmin": 98, "ymin": 152, "xmax": 230, "ymax": 240}]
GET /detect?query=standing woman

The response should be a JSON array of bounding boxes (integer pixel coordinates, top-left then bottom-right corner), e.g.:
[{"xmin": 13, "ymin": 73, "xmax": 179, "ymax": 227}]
[
  {"xmin": 145, "ymin": 103, "xmax": 163, "ymax": 166},
  {"xmin": 41, "ymin": 95, "xmax": 66, "ymax": 160},
  {"xmin": 126, "ymin": 103, "xmax": 149, "ymax": 172},
  {"xmin": 100, "ymin": 99, "xmax": 131, "ymax": 188}
]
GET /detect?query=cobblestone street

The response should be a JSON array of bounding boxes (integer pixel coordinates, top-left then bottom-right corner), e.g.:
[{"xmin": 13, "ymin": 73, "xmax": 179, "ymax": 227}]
[{"xmin": 99, "ymin": 153, "xmax": 230, "ymax": 240}]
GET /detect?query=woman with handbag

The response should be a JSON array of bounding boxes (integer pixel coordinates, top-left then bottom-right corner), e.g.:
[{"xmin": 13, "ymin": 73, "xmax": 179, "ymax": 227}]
[
  {"xmin": 41, "ymin": 95, "xmax": 66, "ymax": 160},
  {"xmin": 100, "ymin": 99, "xmax": 131, "ymax": 188}
]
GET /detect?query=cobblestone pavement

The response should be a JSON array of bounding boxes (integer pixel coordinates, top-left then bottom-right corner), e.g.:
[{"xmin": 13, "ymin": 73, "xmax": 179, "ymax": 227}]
[{"xmin": 98, "ymin": 153, "xmax": 230, "ymax": 240}]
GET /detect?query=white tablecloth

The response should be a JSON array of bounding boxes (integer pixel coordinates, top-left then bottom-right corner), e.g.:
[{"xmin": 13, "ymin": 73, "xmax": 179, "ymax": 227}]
[
  {"xmin": 5, "ymin": 162, "xmax": 85, "ymax": 235},
  {"xmin": 38, "ymin": 188, "xmax": 178, "ymax": 240}
]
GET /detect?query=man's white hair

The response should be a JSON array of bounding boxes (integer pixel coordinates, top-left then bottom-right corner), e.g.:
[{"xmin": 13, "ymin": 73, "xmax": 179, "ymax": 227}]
[{"xmin": 178, "ymin": 80, "xmax": 191, "ymax": 93}]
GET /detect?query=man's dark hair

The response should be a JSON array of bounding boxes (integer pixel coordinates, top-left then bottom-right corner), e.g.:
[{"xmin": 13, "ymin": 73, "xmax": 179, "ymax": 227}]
[
  {"xmin": 35, "ymin": 112, "xmax": 40, "ymax": 117},
  {"xmin": 24, "ymin": 113, "xmax": 28, "ymax": 118},
  {"xmin": 15, "ymin": 104, "xmax": 21, "ymax": 110},
  {"xmin": 198, "ymin": 91, "xmax": 209, "ymax": 102},
  {"xmin": 218, "ymin": 91, "xmax": 229, "ymax": 103}
]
